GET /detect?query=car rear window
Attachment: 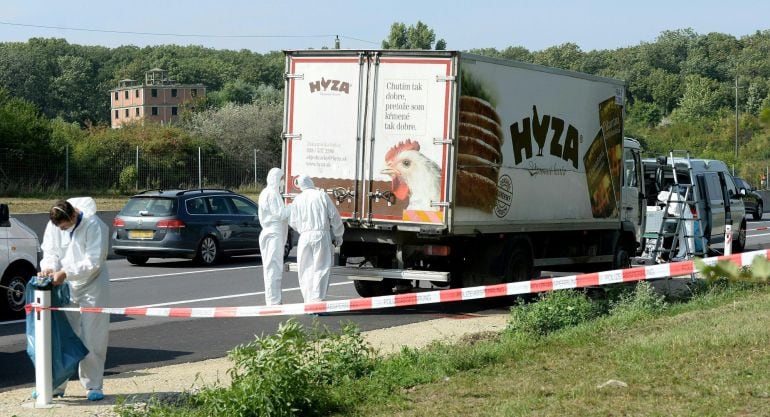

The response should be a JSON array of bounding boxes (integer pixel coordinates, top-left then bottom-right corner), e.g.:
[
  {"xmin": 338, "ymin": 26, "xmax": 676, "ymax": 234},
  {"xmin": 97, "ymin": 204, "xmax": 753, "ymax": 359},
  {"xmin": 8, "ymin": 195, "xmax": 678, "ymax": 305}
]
[{"xmin": 121, "ymin": 197, "xmax": 177, "ymax": 216}]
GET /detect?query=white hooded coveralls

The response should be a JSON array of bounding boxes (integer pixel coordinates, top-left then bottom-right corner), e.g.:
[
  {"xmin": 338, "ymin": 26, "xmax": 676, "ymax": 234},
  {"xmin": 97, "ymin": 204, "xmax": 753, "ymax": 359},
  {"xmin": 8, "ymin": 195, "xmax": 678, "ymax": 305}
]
[
  {"xmin": 289, "ymin": 176, "xmax": 344, "ymax": 303},
  {"xmin": 258, "ymin": 168, "xmax": 289, "ymax": 305},
  {"xmin": 40, "ymin": 197, "xmax": 110, "ymax": 391}
]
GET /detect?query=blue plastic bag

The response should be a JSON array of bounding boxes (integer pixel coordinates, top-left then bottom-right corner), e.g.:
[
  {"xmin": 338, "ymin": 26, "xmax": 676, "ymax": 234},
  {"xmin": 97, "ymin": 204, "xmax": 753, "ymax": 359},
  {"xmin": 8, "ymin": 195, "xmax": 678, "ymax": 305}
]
[{"xmin": 25, "ymin": 277, "xmax": 89, "ymax": 389}]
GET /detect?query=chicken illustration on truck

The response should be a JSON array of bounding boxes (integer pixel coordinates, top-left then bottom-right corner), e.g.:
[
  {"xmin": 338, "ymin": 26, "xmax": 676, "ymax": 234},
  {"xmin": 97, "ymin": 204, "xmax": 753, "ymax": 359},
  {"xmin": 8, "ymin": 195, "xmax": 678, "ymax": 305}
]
[{"xmin": 282, "ymin": 50, "xmax": 645, "ymax": 297}]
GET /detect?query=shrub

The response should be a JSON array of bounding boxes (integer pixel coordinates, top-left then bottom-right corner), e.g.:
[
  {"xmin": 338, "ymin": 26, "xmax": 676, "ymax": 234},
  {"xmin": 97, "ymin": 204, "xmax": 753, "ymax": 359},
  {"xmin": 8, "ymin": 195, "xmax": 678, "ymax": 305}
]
[
  {"xmin": 609, "ymin": 281, "xmax": 667, "ymax": 318},
  {"xmin": 506, "ymin": 290, "xmax": 598, "ymax": 336},
  {"xmin": 191, "ymin": 319, "xmax": 376, "ymax": 417},
  {"xmin": 118, "ymin": 165, "xmax": 138, "ymax": 194}
]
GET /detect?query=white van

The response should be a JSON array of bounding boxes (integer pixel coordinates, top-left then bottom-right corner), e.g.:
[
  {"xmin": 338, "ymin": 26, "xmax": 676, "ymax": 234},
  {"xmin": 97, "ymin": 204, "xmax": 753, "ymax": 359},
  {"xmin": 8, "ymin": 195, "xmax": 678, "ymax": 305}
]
[
  {"xmin": 643, "ymin": 156, "xmax": 747, "ymax": 254},
  {"xmin": 0, "ymin": 203, "xmax": 40, "ymax": 319}
]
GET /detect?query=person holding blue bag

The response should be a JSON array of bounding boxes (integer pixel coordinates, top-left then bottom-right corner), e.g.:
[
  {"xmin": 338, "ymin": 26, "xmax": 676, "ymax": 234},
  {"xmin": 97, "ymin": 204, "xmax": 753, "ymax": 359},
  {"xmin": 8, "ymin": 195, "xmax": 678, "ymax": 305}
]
[{"xmin": 35, "ymin": 197, "xmax": 110, "ymax": 401}]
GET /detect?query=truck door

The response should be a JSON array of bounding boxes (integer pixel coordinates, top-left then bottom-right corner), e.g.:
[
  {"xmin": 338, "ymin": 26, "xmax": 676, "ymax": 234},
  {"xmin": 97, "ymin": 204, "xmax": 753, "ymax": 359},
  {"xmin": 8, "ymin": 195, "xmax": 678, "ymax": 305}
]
[
  {"xmin": 621, "ymin": 147, "xmax": 643, "ymax": 239},
  {"xmin": 362, "ymin": 53, "xmax": 457, "ymax": 226},
  {"xmin": 283, "ymin": 52, "xmax": 367, "ymax": 219}
]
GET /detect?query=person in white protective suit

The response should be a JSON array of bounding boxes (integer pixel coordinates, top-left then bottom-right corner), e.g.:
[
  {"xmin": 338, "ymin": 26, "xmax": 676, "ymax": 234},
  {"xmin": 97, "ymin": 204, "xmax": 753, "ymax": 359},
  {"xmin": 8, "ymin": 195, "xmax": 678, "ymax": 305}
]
[
  {"xmin": 258, "ymin": 168, "xmax": 289, "ymax": 305},
  {"xmin": 37, "ymin": 197, "xmax": 110, "ymax": 402},
  {"xmin": 288, "ymin": 175, "xmax": 344, "ymax": 303}
]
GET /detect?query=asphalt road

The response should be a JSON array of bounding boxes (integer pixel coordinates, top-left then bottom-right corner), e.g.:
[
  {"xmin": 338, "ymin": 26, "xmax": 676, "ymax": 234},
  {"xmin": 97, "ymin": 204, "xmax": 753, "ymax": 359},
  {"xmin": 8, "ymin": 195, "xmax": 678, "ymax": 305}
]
[
  {"xmin": 2, "ymin": 216, "xmax": 770, "ymax": 392},
  {"xmin": 0, "ymin": 252, "xmax": 514, "ymax": 392}
]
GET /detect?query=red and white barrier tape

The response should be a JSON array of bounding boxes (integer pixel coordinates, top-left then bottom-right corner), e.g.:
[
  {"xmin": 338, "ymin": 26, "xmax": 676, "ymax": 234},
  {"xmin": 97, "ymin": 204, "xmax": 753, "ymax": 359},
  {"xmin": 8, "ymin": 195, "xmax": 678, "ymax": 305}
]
[
  {"xmin": 35, "ymin": 249, "xmax": 770, "ymax": 318},
  {"xmin": 749, "ymin": 226, "xmax": 769, "ymax": 232}
]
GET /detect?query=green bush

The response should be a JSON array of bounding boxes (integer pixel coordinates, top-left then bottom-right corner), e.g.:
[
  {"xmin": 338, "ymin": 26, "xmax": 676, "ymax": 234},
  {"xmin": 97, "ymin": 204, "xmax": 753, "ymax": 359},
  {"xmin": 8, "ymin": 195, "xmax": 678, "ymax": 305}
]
[
  {"xmin": 609, "ymin": 281, "xmax": 667, "ymax": 318},
  {"xmin": 188, "ymin": 319, "xmax": 376, "ymax": 417},
  {"xmin": 118, "ymin": 165, "xmax": 138, "ymax": 194},
  {"xmin": 506, "ymin": 290, "xmax": 598, "ymax": 336}
]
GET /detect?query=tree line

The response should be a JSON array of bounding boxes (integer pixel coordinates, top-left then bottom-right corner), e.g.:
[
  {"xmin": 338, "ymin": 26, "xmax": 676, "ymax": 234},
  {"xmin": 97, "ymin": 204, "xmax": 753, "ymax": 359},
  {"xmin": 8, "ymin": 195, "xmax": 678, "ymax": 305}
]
[{"xmin": 2, "ymin": 23, "xmax": 770, "ymax": 192}]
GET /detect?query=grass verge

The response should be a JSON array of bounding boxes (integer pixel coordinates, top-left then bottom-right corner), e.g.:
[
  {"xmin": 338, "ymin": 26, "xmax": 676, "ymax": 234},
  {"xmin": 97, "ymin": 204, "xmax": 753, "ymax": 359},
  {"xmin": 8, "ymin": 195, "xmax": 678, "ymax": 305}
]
[{"xmin": 115, "ymin": 282, "xmax": 770, "ymax": 417}]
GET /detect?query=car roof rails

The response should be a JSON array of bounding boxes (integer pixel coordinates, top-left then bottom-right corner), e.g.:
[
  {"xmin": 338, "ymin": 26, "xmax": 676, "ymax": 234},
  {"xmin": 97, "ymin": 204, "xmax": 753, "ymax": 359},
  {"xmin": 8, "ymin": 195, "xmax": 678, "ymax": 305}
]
[
  {"xmin": 136, "ymin": 189, "xmax": 166, "ymax": 195},
  {"xmin": 176, "ymin": 188, "xmax": 234, "ymax": 196}
]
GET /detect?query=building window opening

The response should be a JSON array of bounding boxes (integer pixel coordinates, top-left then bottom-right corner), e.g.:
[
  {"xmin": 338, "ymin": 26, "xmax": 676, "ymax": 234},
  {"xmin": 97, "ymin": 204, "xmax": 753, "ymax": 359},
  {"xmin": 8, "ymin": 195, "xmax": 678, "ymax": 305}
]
[
  {"xmin": 191, "ymin": 88, "xmax": 197, "ymax": 97},
  {"xmin": 114, "ymin": 92, "xmax": 118, "ymax": 101},
  {"xmin": 151, "ymin": 107, "xmax": 158, "ymax": 116},
  {"xmin": 171, "ymin": 107, "xmax": 178, "ymax": 116},
  {"xmin": 125, "ymin": 108, "xmax": 129, "ymax": 117},
  {"xmin": 171, "ymin": 88, "xmax": 178, "ymax": 97},
  {"xmin": 151, "ymin": 89, "xmax": 158, "ymax": 98},
  {"xmin": 135, "ymin": 89, "xmax": 140, "ymax": 98},
  {"xmin": 135, "ymin": 107, "xmax": 140, "ymax": 116},
  {"xmin": 114, "ymin": 110, "xmax": 119, "ymax": 119},
  {"xmin": 124, "ymin": 90, "xmax": 129, "ymax": 99}
]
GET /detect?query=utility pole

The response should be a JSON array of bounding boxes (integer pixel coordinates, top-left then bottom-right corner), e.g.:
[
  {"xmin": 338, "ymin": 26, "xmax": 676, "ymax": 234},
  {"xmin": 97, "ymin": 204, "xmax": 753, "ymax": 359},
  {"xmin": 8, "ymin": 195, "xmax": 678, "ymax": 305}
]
[{"xmin": 734, "ymin": 76, "xmax": 739, "ymax": 175}]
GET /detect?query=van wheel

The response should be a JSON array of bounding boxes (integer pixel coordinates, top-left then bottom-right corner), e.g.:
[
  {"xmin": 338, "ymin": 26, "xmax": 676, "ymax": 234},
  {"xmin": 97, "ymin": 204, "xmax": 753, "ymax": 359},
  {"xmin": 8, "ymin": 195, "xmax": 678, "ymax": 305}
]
[
  {"xmin": 195, "ymin": 236, "xmax": 220, "ymax": 266},
  {"xmin": 126, "ymin": 255, "xmax": 149, "ymax": 266},
  {"xmin": 1, "ymin": 264, "xmax": 34, "ymax": 319},
  {"xmin": 732, "ymin": 222, "xmax": 746, "ymax": 253}
]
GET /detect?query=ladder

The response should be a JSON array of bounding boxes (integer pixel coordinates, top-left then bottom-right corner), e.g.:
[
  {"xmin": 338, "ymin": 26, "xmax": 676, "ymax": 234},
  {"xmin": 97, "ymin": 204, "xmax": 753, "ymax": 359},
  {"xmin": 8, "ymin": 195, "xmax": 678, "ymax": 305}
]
[{"xmin": 650, "ymin": 151, "xmax": 707, "ymax": 262}]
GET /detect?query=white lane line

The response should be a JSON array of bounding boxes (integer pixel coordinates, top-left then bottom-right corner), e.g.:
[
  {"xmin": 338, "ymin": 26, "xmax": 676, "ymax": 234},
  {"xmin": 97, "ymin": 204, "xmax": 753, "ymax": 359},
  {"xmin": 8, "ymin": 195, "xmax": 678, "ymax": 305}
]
[
  {"xmin": 110, "ymin": 265, "xmax": 258, "ymax": 282},
  {"xmin": 130, "ymin": 281, "xmax": 353, "ymax": 308},
  {"xmin": 0, "ymin": 282, "xmax": 355, "ymax": 326}
]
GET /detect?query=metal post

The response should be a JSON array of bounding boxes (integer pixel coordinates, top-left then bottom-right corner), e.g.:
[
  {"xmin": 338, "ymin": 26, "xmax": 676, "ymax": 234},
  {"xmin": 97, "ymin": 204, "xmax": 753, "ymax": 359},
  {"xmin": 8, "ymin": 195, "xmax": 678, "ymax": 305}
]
[
  {"xmin": 65, "ymin": 145, "xmax": 69, "ymax": 191},
  {"xmin": 734, "ymin": 77, "xmax": 739, "ymax": 175},
  {"xmin": 198, "ymin": 147, "xmax": 202, "ymax": 189},
  {"xmin": 135, "ymin": 146, "xmax": 139, "ymax": 191},
  {"xmin": 254, "ymin": 149, "xmax": 258, "ymax": 189},
  {"xmin": 724, "ymin": 223, "xmax": 733, "ymax": 256},
  {"xmin": 34, "ymin": 286, "xmax": 53, "ymax": 407}
]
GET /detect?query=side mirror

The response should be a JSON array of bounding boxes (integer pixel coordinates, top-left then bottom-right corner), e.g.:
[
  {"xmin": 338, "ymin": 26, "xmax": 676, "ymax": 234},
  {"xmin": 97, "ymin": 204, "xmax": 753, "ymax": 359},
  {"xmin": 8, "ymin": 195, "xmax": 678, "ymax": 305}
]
[
  {"xmin": 740, "ymin": 188, "xmax": 747, "ymax": 196},
  {"xmin": 0, "ymin": 203, "xmax": 9, "ymax": 227}
]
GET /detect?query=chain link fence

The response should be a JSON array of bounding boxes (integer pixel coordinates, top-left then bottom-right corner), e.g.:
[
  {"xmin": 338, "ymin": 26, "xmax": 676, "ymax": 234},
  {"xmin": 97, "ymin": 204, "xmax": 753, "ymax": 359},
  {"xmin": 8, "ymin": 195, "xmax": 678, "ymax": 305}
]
[{"xmin": 0, "ymin": 147, "xmax": 275, "ymax": 195}]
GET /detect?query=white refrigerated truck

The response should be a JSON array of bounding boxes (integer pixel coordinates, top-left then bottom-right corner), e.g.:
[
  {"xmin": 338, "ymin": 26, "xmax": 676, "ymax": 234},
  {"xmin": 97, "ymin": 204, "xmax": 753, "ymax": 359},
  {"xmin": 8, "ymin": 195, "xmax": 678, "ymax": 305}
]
[{"xmin": 282, "ymin": 50, "xmax": 645, "ymax": 297}]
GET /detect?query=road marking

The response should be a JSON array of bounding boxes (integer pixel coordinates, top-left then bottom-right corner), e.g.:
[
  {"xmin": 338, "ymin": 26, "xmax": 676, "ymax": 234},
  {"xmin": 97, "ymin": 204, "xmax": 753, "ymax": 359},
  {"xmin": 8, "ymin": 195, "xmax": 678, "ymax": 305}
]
[
  {"xmin": 131, "ymin": 281, "xmax": 354, "ymax": 308},
  {"xmin": 110, "ymin": 265, "xmax": 258, "ymax": 282},
  {"xmin": 0, "ymin": 282, "xmax": 355, "ymax": 326}
]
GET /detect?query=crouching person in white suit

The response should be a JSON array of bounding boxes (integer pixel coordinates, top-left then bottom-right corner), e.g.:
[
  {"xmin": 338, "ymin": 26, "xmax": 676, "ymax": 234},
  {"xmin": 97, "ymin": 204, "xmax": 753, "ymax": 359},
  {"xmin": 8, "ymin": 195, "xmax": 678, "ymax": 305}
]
[
  {"xmin": 289, "ymin": 175, "xmax": 344, "ymax": 303},
  {"xmin": 38, "ymin": 197, "xmax": 110, "ymax": 402}
]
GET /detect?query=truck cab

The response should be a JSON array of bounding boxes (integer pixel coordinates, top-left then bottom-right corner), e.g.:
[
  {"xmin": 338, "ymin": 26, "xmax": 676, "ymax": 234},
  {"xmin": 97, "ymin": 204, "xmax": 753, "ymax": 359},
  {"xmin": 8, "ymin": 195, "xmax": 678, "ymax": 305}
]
[{"xmin": 0, "ymin": 203, "xmax": 40, "ymax": 319}]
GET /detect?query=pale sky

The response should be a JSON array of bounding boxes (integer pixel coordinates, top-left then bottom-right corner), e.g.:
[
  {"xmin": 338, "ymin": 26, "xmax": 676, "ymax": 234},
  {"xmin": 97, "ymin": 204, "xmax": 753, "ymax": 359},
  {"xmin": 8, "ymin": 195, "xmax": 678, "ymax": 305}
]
[{"xmin": 1, "ymin": 0, "xmax": 768, "ymax": 53}]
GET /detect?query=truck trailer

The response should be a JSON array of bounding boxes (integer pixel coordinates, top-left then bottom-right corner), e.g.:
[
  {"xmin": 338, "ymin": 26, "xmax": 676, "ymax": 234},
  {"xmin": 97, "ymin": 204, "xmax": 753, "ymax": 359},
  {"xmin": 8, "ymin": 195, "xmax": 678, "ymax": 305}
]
[{"xmin": 281, "ymin": 50, "xmax": 645, "ymax": 297}]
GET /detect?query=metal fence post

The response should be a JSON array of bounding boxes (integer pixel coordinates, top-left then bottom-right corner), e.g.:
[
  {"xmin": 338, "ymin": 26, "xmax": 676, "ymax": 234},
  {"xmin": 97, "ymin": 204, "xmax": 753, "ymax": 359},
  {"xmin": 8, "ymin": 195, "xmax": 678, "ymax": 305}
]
[
  {"xmin": 65, "ymin": 145, "xmax": 69, "ymax": 191},
  {"xmin": 135, "ymin": 146, "xmax": 139, "ymax": 191},
  {"xmin": 254, "ymin": 149, "xmax": 257, "ymax": 189},
  {"xmin": 34, "ymin": 285, "xmax": 53, "ymax": 407},
  {"xmin": 198, "ymin": 147, "xmax": 202, "ymax": 189}
]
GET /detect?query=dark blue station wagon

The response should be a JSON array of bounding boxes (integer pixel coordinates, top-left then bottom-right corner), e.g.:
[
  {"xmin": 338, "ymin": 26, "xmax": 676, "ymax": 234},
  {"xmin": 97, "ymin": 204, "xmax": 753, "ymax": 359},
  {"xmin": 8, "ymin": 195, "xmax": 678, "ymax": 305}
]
[{"xmin": 112, "ymin": 189, "xmax": 288, "ymax": 266}]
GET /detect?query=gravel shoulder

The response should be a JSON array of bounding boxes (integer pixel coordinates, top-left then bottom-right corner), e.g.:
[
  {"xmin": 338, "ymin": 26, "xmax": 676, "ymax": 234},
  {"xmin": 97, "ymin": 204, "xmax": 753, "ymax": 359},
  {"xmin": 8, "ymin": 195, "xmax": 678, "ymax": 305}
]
[{"xmin": 0, "ymin": 313, "xmax": 509, "ymax": 417}]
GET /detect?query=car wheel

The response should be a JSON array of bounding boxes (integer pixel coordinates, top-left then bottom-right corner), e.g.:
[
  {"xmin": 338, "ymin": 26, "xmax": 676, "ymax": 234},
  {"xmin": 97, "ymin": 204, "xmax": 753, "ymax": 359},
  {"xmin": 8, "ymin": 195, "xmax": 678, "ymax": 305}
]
[
  {"xmin": 732, "ymin": 221, "xmax": 746, "ymax": 253},
  {"xmin": 283, "ymin": 240, "xmax": 291, "ymax": 260},
  {"xmin": 195, "ymin": 236, "xmax": 220, "ymax": 266},
  {"xmin": 126, "ymin": 255, "xmax": 149, "ymax": 266},
  {"xmin": 754, "ymin": 202, "xmax": 763, "ymax": 221},
  {"xmin": 1, "ymin": 264, "xmax": 35, "ymax": 319}
]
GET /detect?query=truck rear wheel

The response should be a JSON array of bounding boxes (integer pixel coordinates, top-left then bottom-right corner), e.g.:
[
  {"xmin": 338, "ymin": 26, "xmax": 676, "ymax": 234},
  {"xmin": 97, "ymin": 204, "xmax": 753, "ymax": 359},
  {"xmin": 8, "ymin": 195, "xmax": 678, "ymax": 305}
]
[
  {"xmin": 504, "ymin": 243, "xmax": 534, "ymax": 283},
  {"xmin": 353, "ymin": 280, "xmax": 394, "ymax": 298}
]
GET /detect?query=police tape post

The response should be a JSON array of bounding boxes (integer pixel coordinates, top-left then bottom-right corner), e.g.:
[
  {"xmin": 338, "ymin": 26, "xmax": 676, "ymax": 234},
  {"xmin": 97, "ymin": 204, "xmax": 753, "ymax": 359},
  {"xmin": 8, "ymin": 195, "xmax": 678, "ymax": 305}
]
[
  {"xmin": 33, "ymin": 285, "xmax": 54, "ymax": 408},
  {"xmin": 25, "ymin": 249, "xmax": 769, "ymax": 407},
  {"xmin": 724, "ymin": 223, "xmax": 733, "ymax": 256}
]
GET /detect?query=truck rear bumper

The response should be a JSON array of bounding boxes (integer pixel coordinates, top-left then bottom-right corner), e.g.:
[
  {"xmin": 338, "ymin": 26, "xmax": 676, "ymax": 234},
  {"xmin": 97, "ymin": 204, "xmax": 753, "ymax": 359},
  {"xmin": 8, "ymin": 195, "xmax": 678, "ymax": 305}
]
[{"xmin": 284, "ymin": 263, "xmax": 450, "ymax": 282}]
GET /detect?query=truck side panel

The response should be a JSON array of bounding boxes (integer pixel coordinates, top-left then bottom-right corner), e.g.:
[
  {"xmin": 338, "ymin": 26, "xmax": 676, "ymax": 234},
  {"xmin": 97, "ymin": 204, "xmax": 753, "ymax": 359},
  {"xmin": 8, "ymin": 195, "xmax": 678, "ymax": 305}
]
[{"xmin": 452, "ymin": 55, "xmax": 625, "ymax": 233}]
